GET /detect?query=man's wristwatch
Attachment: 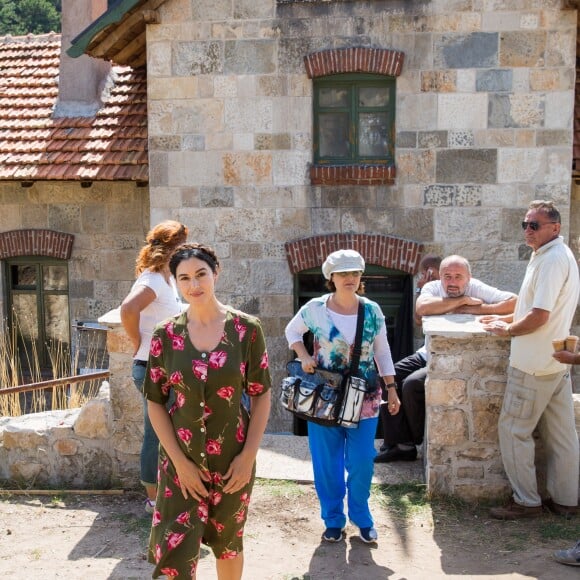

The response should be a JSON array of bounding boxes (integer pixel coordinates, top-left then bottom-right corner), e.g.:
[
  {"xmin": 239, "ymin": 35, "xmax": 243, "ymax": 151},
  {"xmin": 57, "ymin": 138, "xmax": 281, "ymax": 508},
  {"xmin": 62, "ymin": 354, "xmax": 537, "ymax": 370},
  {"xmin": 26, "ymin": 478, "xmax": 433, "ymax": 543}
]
[{"xmin": 385, "ymin": 382, "xmax": 397, "ymax": 389}]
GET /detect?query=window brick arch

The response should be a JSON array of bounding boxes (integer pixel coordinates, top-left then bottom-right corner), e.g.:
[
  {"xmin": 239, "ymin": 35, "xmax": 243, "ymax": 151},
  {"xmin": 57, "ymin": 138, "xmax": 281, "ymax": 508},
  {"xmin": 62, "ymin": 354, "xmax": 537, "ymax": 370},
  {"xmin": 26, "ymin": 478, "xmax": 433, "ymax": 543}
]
[
  {"xmin": 285, "ymin": 234, "xmax": 423, "ymax": 275},
  {"xmin": 304, "ymin": 47, "xmax": 405, "ymax": 79},
  {"xmin": 0, "ymin": 229, "xmax": 74, "ymax": 260}
]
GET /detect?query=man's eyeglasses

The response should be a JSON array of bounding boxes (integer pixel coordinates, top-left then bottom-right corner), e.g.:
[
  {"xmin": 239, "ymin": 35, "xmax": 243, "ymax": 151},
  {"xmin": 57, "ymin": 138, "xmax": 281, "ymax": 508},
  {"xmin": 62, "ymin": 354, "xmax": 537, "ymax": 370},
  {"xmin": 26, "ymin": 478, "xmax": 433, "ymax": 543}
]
[{"xmin": 521, "ymin": 221, "xmax": 558, "ymax": 231}]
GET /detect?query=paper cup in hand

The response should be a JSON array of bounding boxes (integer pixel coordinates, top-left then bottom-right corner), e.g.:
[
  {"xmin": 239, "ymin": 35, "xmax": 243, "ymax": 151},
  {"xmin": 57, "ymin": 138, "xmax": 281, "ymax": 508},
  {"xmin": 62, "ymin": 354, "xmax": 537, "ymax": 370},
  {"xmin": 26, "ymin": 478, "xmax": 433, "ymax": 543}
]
[
  {"xmin": 565, "ymin": 335, "xmax": 579, "ymax": 353},
  {"xmin": 552, "ymin": 339, "xmax": 566, "ymax": 352}
]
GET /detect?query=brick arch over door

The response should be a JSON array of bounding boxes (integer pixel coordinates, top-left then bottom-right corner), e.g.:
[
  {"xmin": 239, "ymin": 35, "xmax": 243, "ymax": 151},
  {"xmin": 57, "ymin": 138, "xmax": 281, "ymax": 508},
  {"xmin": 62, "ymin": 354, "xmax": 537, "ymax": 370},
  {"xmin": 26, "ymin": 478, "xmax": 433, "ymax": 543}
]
[
  {"xmin": 285, "ymin": 234, "xmax": 423, "ymax": 275},
  {"xmin": 0, "ymin": 229, "xmax": 74, "ymax": 260}
]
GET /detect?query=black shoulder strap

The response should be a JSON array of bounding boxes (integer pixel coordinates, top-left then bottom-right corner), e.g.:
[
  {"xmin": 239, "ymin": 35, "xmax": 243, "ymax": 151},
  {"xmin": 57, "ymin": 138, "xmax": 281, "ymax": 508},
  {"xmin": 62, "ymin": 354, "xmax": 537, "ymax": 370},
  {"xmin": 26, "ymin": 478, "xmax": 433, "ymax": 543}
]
[{"xmin": 349, "ymin": 300, "xmax": 365, "ymax": 375}]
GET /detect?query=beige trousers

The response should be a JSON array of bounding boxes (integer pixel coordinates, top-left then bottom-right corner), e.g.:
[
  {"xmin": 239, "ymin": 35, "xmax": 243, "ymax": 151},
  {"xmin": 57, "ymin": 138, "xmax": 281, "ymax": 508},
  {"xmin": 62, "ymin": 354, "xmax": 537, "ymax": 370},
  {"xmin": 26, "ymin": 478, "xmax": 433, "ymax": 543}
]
[{"xmin": 499, "ymin": 366, "xmax": 579, "ymax": 507}]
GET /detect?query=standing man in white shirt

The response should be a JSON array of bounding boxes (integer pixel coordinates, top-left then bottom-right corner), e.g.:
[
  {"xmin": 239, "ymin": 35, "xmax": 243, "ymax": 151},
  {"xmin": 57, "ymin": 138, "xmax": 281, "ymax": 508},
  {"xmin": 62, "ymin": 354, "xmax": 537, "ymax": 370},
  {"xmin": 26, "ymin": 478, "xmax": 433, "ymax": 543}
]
[{"xmin": 483, "ymin": 200, "xmax": 580, "ymax": 520}]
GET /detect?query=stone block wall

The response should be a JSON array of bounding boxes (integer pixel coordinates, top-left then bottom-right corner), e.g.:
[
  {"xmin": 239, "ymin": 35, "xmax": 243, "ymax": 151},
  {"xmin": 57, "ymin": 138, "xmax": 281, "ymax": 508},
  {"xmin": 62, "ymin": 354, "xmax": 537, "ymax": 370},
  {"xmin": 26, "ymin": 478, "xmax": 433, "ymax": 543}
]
[
  {"xmin": 0, "ymin": 383, "xmax": 116, "ymax": 488},
  {"xmin": 424, "ymin": 314, "xmax": 580, "ymax": 502},
  {"xmin": 0, "ymin": 180, "xmax": 149, "ymax": 324},
  {"xmin": 145, "ymin": 0, "xmax": 579, "ymax": 409}
]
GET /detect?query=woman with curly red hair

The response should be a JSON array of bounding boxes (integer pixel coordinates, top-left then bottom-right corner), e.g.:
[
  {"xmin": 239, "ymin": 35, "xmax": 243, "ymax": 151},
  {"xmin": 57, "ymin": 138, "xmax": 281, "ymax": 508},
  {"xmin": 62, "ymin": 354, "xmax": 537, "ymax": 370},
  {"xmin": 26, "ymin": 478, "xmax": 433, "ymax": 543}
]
[{"xmin": 121, "ymin": 220, "xmax": 189, "ymax": 512}]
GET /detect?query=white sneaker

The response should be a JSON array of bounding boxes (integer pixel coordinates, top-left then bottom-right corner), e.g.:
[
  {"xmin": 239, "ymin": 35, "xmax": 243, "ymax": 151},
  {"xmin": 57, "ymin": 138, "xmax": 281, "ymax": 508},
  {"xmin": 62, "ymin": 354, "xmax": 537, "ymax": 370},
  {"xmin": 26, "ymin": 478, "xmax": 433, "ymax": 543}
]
[{"xmin": 145, "ymin": 498, "xmax": 156, "ymax": 514}]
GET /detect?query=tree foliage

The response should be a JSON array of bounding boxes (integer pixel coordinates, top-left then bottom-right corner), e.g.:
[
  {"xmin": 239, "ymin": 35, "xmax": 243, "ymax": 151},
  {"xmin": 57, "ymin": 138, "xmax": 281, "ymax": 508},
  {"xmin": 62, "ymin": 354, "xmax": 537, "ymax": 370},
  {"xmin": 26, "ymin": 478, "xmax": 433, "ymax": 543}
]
[{"xmin": 0, "ymin": 0, "xmax": 61, "ymax": 36}]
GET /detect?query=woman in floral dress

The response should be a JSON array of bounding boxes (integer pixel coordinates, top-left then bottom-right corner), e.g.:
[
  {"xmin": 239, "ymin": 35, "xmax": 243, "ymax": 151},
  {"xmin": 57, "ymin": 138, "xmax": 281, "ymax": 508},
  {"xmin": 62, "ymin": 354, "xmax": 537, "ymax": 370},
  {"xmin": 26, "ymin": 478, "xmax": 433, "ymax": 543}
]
[{"xmin": 143, "ymin": 243, "xmax": 271, "ymax": 579}]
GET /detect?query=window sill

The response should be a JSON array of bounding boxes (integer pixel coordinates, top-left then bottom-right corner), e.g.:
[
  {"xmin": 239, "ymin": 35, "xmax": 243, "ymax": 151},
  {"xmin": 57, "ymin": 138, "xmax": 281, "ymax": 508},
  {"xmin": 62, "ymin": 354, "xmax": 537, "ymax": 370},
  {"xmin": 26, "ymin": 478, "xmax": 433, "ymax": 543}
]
[{"xmin": 309, "ymin": 164, "xmax": 395, "ymax": 186}]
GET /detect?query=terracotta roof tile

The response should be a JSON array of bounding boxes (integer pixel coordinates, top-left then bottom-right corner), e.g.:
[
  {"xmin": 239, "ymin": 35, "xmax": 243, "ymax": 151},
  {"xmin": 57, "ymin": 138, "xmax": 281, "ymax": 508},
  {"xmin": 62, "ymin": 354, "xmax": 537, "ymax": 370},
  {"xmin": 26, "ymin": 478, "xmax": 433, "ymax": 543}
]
[{"xmin": 0, "ymin": 33, "xmax": 148, "ymax": 182}]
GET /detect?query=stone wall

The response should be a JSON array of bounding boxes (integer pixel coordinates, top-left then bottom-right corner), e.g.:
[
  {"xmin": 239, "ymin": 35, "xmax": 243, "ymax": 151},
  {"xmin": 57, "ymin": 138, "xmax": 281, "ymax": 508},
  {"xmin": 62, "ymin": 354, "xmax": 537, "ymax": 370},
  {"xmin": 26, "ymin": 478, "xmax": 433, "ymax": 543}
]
[
  {"xmin": 0, "ymin": 180, "xmax": 149, "ymax": 323},
  {"xmin": 424, "ymin": 314, "xmax": 580, "ymax": 502},
  {"xmin": 0, "ymin": 383, "xmax": 115, "ymax": 488},
  {"xmin": 145, "ymin": 0, "xmax": 579, "ymax": 422}
]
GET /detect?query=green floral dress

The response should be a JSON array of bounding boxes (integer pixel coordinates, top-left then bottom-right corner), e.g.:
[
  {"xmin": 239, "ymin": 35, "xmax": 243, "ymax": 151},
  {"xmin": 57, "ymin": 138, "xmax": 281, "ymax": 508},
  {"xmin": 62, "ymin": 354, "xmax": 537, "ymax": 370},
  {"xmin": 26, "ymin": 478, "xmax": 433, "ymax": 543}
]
[{"xmin": 143, "ymin": 308, "xmax": 271, "ymax": 579}]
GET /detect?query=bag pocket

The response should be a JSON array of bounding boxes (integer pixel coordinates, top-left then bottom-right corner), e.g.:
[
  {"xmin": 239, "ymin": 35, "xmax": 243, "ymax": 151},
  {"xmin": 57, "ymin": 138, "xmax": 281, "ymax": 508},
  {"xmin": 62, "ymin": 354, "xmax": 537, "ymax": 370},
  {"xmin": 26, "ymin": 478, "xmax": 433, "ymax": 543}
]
[
  {"xmin": 313, "ymin": 382, "xmax": 341, "ymax": 421},
  {"xmin": 280, "ymin": 376, "xmax": 298, "ymax": 410},
  {"xmin": 337, "ymin": 375, "xmax": 368, "ymax": 427},
  {"xmin": 294, "ymin": 380, "xmax": 318, "ymax": 414}
]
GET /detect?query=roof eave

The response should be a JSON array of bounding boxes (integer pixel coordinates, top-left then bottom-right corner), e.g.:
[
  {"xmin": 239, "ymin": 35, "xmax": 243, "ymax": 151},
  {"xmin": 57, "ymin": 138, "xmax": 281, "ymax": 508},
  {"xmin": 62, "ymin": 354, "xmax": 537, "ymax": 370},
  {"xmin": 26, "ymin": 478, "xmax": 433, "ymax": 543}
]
[{"xmin": 67, "ymin": 0, "xmax": 145, "ymax": 59}]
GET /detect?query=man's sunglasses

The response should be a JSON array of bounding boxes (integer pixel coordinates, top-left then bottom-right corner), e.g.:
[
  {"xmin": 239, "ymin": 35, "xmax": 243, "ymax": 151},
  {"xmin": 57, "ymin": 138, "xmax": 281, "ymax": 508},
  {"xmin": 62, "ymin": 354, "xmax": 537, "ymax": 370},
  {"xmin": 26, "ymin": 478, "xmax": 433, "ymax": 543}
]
[{"xmin": 521, "ymin": 221, "xmax": 558, "ymax": 231}]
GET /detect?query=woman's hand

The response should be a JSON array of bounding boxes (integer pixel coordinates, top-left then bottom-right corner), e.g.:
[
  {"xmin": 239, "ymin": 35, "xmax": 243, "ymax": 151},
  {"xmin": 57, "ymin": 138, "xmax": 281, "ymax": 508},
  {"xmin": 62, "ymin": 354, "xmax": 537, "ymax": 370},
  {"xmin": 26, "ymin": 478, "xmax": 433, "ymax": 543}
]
[
  {"xmin": 222, "ymin": 452, "xmax": 254, "ymax": 494},
  {"xmin": 173, "ymin": 457, "xmax": 211, "ymax": 501},
  {"xmin": 300, "ymin": 355, "xmax": 317, "ymax": 374},
  {"xmin": 386, "ymin": 387, "xmax": 401, "ymax": 416}
]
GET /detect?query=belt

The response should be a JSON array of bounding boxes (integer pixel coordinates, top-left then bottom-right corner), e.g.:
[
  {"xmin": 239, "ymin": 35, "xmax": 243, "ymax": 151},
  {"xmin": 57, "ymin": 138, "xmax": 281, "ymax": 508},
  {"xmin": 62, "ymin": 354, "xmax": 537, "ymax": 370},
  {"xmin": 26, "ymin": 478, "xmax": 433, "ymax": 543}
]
[{"xmin": 134, "ymin": 360, "xmax": 147, "ymax": 367}]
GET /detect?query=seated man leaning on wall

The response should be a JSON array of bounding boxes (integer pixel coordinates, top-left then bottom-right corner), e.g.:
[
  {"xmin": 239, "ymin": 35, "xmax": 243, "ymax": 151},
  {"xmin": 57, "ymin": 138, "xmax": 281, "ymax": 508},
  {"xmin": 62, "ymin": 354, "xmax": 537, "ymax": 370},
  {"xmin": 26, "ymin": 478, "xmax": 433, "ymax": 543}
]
[
  {"xmin": 376, "ymin": 254, "xmax": 442, "ymax": 462},
  {"xmin": 375, "ymin": 255, "xmax": 517, "ymax": 463}
]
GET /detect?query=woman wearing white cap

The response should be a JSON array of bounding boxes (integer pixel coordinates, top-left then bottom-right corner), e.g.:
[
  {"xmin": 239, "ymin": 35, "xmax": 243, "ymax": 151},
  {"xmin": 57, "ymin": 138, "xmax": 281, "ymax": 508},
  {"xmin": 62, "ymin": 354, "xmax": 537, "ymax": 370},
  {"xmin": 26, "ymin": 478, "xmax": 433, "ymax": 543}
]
[{"xmin": 285, "ymin": 249, "xmax": 398, "ymax": 544}]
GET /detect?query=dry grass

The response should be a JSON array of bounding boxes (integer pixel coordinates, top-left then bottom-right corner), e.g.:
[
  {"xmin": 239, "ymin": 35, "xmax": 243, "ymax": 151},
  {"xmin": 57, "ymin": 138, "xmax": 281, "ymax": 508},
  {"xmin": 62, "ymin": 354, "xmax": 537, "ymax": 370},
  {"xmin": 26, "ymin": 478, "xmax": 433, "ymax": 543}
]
[{"xmin": 0, "ymin": 316, "xmax": 104, "ymax": 417}]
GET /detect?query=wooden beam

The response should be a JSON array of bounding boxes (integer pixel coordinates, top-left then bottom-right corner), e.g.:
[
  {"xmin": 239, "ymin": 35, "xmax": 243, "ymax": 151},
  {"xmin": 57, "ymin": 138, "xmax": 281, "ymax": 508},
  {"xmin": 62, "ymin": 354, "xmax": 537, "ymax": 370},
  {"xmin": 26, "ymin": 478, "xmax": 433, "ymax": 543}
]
[{"xmin": 113, "ymin": 30, "xmax": 147, "ymax": 65}]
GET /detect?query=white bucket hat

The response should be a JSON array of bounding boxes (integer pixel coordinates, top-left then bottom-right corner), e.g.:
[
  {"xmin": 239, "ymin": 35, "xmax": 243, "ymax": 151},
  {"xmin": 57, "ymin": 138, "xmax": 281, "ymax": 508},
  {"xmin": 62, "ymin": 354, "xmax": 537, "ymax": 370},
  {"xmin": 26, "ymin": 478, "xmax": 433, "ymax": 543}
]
[{"xmin": 322, "ymin": 249, "xmax": 365, "ymax": 280}]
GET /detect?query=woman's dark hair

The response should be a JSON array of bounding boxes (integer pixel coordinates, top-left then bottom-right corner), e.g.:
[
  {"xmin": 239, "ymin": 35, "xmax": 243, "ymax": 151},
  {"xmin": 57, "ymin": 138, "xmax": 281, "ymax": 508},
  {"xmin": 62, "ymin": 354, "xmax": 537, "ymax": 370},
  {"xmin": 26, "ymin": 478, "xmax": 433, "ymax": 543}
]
[
  {"xmin": 169, "ymin": 243, "xmax": 220, "ymax": 277},
  {"xmin": 325, "ymin": 277, "xmax": 365, "ymax": 295}
]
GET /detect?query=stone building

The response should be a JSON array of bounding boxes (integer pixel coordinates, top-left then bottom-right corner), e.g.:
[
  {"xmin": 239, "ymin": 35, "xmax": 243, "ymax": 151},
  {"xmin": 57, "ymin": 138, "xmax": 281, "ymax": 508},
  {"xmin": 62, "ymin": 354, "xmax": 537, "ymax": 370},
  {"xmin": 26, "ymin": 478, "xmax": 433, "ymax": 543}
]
[
  {"xmin": 0, "ymin": 2, "xmax": 149, "ymax": 376},
  {"xmin": 1, "ymin": 1, "xmax": 580, "ymax": 435}
]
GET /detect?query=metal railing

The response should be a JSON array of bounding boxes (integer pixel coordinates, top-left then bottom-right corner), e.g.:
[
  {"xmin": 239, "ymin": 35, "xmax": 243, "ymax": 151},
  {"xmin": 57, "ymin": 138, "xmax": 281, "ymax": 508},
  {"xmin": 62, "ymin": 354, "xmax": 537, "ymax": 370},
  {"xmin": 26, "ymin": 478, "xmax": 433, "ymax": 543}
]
[{"xmin": 0, "ymin": 370, "xmax": 110, "ymax": 396}]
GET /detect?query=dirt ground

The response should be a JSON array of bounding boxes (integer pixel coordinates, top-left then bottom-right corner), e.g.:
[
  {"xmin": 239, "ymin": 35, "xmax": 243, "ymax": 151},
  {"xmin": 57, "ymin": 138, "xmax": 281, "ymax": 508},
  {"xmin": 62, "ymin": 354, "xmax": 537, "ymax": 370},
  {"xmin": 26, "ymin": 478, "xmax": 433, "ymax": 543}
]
[{"xmin": 0, "ymin": 481, "xmax": 579, "ymax": 580}]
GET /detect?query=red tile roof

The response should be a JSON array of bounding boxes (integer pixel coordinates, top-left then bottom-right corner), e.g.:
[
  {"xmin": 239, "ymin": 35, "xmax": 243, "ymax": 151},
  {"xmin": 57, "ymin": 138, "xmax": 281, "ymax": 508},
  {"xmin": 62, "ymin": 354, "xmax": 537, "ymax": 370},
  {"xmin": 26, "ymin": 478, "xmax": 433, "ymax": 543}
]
[{"xmin": 0, "ymin": 33, "xmax": 148, "ymax": 182}]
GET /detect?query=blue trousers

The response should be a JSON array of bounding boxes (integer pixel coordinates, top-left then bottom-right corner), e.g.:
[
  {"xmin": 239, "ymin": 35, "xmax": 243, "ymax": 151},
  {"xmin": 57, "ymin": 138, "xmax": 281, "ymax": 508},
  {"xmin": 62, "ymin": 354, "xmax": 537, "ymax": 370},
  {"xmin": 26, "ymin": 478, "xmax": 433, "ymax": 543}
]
[
  {"xmin": 132, "ymin": 361, "xmax": 170, "ymax": 487},
  {"xmin": 308, "ymin": 417, "xmax": 378, "ymax": 529}
]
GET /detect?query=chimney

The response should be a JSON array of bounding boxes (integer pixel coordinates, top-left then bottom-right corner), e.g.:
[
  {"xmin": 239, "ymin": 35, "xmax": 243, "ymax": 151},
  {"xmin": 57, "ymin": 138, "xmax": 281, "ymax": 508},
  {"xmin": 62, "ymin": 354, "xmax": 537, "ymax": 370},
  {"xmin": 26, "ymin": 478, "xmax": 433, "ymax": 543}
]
[{"xmin": 54, "ymin": 0, "xmax": 111, "ymax": 117}]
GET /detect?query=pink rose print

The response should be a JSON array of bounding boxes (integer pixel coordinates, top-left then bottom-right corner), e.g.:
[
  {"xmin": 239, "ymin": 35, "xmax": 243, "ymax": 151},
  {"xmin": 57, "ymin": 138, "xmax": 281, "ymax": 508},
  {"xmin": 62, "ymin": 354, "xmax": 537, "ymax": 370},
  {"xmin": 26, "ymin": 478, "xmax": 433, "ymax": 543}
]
[
  {"xmin": 251, "ymin": 328, "xmax": 257, "ymax": 342},
  {"xmin": 173, "ymin": 474, "xmax": 181, "ymax": 488},
  {"xmin": 161, "ymin": 569, "xmax": 178, "ymax": 577},
  {"xmin": 176, "ymin": 511, "xmax": 190, "ymax": 525},
  {"xmin": 221, "ymin": 549, "xmax": 239, "ymax": 560},
  {"xmin": 235, "ymin": 509, "xmax": 246, "ymax": 523},
  {"xmin": 149, "ymin": 366, "xmax": 165, "ymax": 383},
  {"xmin": 190, "ymin": 561, "xmax": 198, "ymax": 576},
  {"xmin": 152, "ymin": 509, "xmax": 161, "ymax": 526},
  {"xmin": 202, "ymin": 404, "xmax": 212, "ymax": 420},
  {"xmin": 236, "ymin": 528, "xmax": 244, "ymax": 537},
  {"xmin": 240, "ymin": 362, "xmax": 247, "ymax": 376},
  {"xmin": 164, "ymin": 321, "xmax": 175, "ymax": 338},
  {"xmin": 154, "ymin": 544, "xmax": 162, "ymax": 563},
  {"xmin": 209, "ymin": 490, "xmax": 222, "ymax": 506},
  {"xmin": 177, "ymin": 427, "xmax": 193, "ymax": 445},
  {"xmin": 161, "ymin": 383, "xmax": 170, "ymax": 396},
  {"xmin": 217, "ymin": 386, "xmax": 235, "ymax": 402},
  {"xmin": 171, "ymin": 335, "xmax": 185, "ymax": 351},
  {"xmin": 192, "ymin": 360, "xmax": 208, "ymax": 381},
  {"xmin": 240, "ymin": 492, "xmax": 251, "ymax": 506},
  {"xmin": 164, "ymin": 486, "xmax": 173, "ymax": 498},
  {"xmin": 260, "ymin": 351, "xmax": 269, "ymax": 369},
  {"xmin": 167, "ymin": 532, "xmax": 186, "ymax": 550},
  {"xmin": 233, "ymin": 317, "xmax": 247, "ymax": 341},
  {"xmin": 247, "ymin": 382, "xmax": 264, "ymax": 396},
  {"xmin": 211, "ymin": 518, "xmax": 225, "ymax": 533},
  {"xmin": 197, "ymin": 500, "xmax": 209, "ymax": 523},
  {"xmin": 176, "ymin": 391, "xmax": 186, "ymax": 408},
  {"xmin": 206, "ymin": 439, "xmax": 222, "ymax": 455},
  {"xmin": 169, "ymin": 371, "xmax": 183, "ymax": 385},
  {"xmin": 150, "ymin": 336, "xmax": 162, "ymax": 357},
  {"xmin": 209, "ymin": 350, "xmax": 227, "ymax": 369},
  {"xmin": 236, "ymin": 422, "xmax": 245, "ymax": 443},
  {"xmin": 161, "ymin": 458, "xmax": 169, "ymax": 473},
  {"xmin": 211, "ymin": 472, "xmax": 223, "ymax": 485}
]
